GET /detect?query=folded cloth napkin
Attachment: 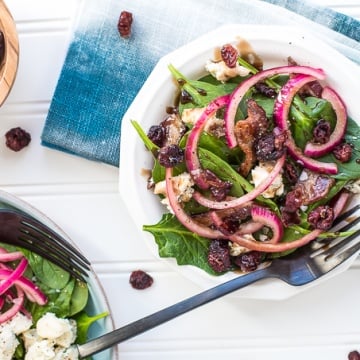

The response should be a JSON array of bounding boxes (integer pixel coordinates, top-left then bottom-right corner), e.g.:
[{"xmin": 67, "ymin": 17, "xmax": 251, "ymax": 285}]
[{"xmin": 41, "ymin": 0, "xmax": 360, "ymax": 167}]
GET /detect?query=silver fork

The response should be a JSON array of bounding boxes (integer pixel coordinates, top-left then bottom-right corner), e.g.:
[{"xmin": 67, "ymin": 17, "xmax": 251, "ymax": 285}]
[
  {"xmin": 76, "ymin": 205, "xmax": 360, "ymax": 358},
  {"xmin": 0, "ymin": 208, "xmax": 90, "ymax": 281}
]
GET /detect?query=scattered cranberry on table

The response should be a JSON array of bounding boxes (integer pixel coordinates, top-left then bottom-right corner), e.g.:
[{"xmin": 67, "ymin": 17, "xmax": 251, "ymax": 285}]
[
  {"xmin": 118, "ymin": 10, "xmax": 133, "ymax": 38},
  {"xmin": 5, "ymin": 127, "xmax": 31, "ymax": 151},
  {"xmin": 348, "ymin": 350, "xmax": 360, "ymax": 360},
  {"xmin": 129, "ymin": 270, "xmax": 153, "ymax": 290}
]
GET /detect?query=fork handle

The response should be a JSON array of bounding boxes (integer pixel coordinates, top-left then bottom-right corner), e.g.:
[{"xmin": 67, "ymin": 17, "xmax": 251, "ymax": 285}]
[{"xmin": 77, "ymin": 266, "xmax": 274, "ymax": 358}]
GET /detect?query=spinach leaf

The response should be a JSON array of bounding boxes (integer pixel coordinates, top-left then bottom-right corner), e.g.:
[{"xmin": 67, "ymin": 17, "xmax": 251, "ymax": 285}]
[
  {"xmin": 74, "ymin": 311, "xmax": 109, "ymax": 344},
  {"xmin": 29, "ymin": 278, "xmax": 76, "ymax": 322},
  {"xmin": 320, "ymin": 118, "xmax": 360, "ymax": 180},
  {"xmin": 131, "ymin": 119, "xmax": 158, "ymax": 156},
  {"xmin": 168, "ymin": 64, "xmax": 237, "ymax": 113},
  {"xmin": 199, "ymin": 147, "xmax": 278, "ymax": 211},
  {"xmin": 181, "ymin": 131, "xmax": 242, "ymax": 163},
  {"xmin": 20, "ymin": 249, "xmax": 70, "ymax": 289},
  {"xmin": 152, "ymin": 159, "xmax": 165, "ymax": 183},
  {"xmin": 143, "ymin": 213, "xmax": 218, "ymax": 275},
  {"xmin": 269, "ymin": 226, "xmax": 306, "ymax": 258},
  {"xmin": 198, "ymin": 147, "xmax": 245, "ymax": 196},
  {"xmin": 70, "ymin": 281, "xmax": 89, "ymax": 316}
]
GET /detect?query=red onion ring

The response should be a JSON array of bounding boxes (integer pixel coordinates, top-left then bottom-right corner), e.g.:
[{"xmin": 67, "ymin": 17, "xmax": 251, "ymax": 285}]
[
  {"xmin": 210, "ymin": 205, "xmax": 282, "ymax": 244},
  {"xmin": 304, "ymin": 86, "xmax": 347, "ymax": 157},
  {"xmin": 0, "ymin": 269, "xmax": 47, "ymax": 306},
  {"xmin": 273, "ymin": 74, "xmax": 338, "ymax": 174},
  {"xmin": 0, "ymin": 251, "xmax": 25, "ymax": 262},
  {"xmin": 192, "ymin": 154, "xmax": 286, "ymax": 210},
  {"xmin": 165, "ymin": 167, "xmax": 226, "ymax": 239},
  {"xmin": 228, "ymin": 191, "xmax": 349, "ymax": 252},
  {"xmin": 185, "ymin": 95, "xmax": 229, "ymax": 189},
  {"xmin": 0, "ymin": 287, "xmax": 24, "ymax": 323},
  {"xmin": 225, "ymin": 65, "xmax": 326, "ymax": 148},
  {"xmin": 250, "ymin": 205, "xmax": 283, "ymax": 244},
  {"xmin": 0, "ymin": 257, "xmax": 28, "ymax": 295}
]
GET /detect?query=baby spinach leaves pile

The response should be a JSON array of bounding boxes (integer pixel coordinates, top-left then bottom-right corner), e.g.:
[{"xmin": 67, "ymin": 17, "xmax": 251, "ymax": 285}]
[{"xmin": 137, "ymin": 61, "xmax": 360, "ymax": 276}]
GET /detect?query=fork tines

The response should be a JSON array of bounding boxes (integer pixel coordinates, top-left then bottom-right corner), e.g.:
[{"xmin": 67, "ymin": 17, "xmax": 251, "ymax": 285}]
[
  {"xmin": 19, "ymin": 213, "xmax": 91, "ymax": 282},
  {"xmin": 316, "ymin": 204, "xmax": 360, "ymax": 261}
]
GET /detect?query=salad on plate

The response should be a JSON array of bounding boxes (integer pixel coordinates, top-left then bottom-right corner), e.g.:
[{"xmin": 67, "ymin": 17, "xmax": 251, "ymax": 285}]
[
  {"xmin": 0, "ymin": 201, "xmax": 110, "ymax": 360},
  {"xmin": 132, "ymin": 36, "xmax": 360, "ymax": 278}
]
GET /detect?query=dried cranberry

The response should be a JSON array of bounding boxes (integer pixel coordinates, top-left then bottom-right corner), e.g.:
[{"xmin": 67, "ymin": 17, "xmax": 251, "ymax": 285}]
[
  {"xmin": 129, "ymin": 270, "xmax": 153, "ymax": 290},
  {"xmin": 147, "ymin": 125, "xmax": 165, "ymax": 147},
  {"xmin": 118, "ymin": 11, "xmax": 133, "ymax": 38},
  {"xmin": 195, "ymin": 169, "xmax": 232, "ymax": 201},
  {"xmin": 255, "ymin": 130, "xmax": 286, "ymax": 162},
  {"xmin": 333, "ymin": 142, "xmax": 352, "ymax": 163},
  {"xmin": 305, "ymin": 81, "xmax": 323, "ymax": 98},
  {"xmin": 220, "ymin": 44, "xmax": 238, "ymax": 68},
  {"xmin": 233, "ymin": 251, "xmax": 263, "ymax": 272},
  {"xmin": 180, "ymin": 89, "xmax": 193, "ymax": 104},
  {"xmin": 281, "ymin": 208, "xmax": 301, "ymax": 227},
  {"xmin": 157, "ymin": 144, "xmax": 184, "ymax": 167},
  {"xmin": 209, "ymin": 180, "xmax": 232, "ymax": 202},
  {"xmin": 283, "ymin": 162, "xmax": 299, "ymax": 184},
  {"xmin": 307, "ymin": 205, "xmax": 334, "ymax": 231},
  {"xmin": 312, "ymin": 119, "xmax": 331, "ymax": 144},
  {"xmin": 254, "ymin": 82, "xmax": 277, "ymax": 98},
  {"xmin": 217, "ymin": 215, "xmax": 240, "ymax": 235},
  {"xmin": 208, "ymin": 240, "xmax": 231, "ymax": 273},
  {"xmin": 5, "ymin": 127, "xmax": 31, "ymax": 152},
  {"xmin": 348, "ymin": 351, "xmax": 360, "ymax": 360},
  {"xmin": 284, "ymin": 187, "xmax": 303, "ymax": 213}
]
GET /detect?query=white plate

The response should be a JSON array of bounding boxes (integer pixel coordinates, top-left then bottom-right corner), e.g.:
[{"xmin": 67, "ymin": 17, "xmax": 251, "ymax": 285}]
[
  {"xmin": 119, "ymin": 24, "xmax": 360, "ymax": 300},
  {"xmin": 0, "ymin": 189, "xmax": 118, "ymax": 359}
]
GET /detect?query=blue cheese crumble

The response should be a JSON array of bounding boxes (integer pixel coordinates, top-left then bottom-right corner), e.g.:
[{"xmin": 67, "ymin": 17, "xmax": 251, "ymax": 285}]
[{"xmin": 0, "ymin": 312, "xmax": 78, "ymax": 360}]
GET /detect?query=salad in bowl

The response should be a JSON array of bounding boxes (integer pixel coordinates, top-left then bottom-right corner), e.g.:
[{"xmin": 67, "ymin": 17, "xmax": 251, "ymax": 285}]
[
  {"xmin": 120, "ymin": 25, "xmax": 360, "ymax": 299},
  {"xmin": 0, "ymin": 190, "xmax": 115, "ymax": 360}
]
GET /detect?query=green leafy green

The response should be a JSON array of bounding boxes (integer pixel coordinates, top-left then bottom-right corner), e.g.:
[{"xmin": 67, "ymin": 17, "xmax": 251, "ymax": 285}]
[
  {"xmin": 131, "ymin": 119, "xmax": 159, "ymax": 156},
  {"xmin": 198, "ymin": 147, "xmax": 244, "ymax": 196},
  {"xmin": 20, "ymin": 249, "xmax": 70, "ymax": 289},
  {"xmin": 168, "ymin": 64, "xmax": 238, "ymax": 113},
  {"xmin": 143, "ymin": 213, "xmax": 217, "ymax": 275},
  {"xmin": 320, "ymin": 117, "xmax": 360, "ymax": 180},
  {"xmin": 70, "ymin": 281, "xmax": 89, "ymax": 316},
  {"xmin": 74, "ymin": 311, "xmax": 109, "ymax": 345}
]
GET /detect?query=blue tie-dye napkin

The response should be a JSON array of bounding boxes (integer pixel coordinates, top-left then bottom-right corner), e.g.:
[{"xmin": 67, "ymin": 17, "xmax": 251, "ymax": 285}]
[{"xmin": 41, "ymin": 0, "xmax": 360, "ymax": 167}]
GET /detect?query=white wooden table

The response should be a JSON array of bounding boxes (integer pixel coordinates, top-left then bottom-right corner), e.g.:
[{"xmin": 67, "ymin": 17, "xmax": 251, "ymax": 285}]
[{"xmin": 2, "ymin": 1, "xmax": 360, "ymax": 359}]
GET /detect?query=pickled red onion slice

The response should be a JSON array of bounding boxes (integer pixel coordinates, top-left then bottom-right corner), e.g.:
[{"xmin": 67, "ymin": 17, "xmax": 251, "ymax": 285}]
[
  {"xmin": 0, "ymin": 247, "xmax": 48, "ymax": 323},
  {"xmin": 210, "ymin": 205, "xmax": 283, "ymax": 244},
  {"xmin": 304, "ymin": 86, "xmax": 347, "ymax": 157},
  {"xmin": 225, "ymin": 65, "xmax": 326, "ymax": 148},
  {"xmin": 250, "ymin": 205, "xmax": 283, "ymax": 244},
  {"xmin": 165, "ymin": 167, "xmax": 226, "ymax": 239},
  {"xmin": 228, "ymin": 191, "xmax": 349, "ymax": 252},
  {"xmin": 273, "ymin": 74, "xmax": 338, "ymax": 174},
  {"xmin": 185, "ymin": 95, "xmax": 229, "ymax": 189},
  {"xmin": 192, "ymin": 154, "xmax": 286, "ymax": 210}
]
